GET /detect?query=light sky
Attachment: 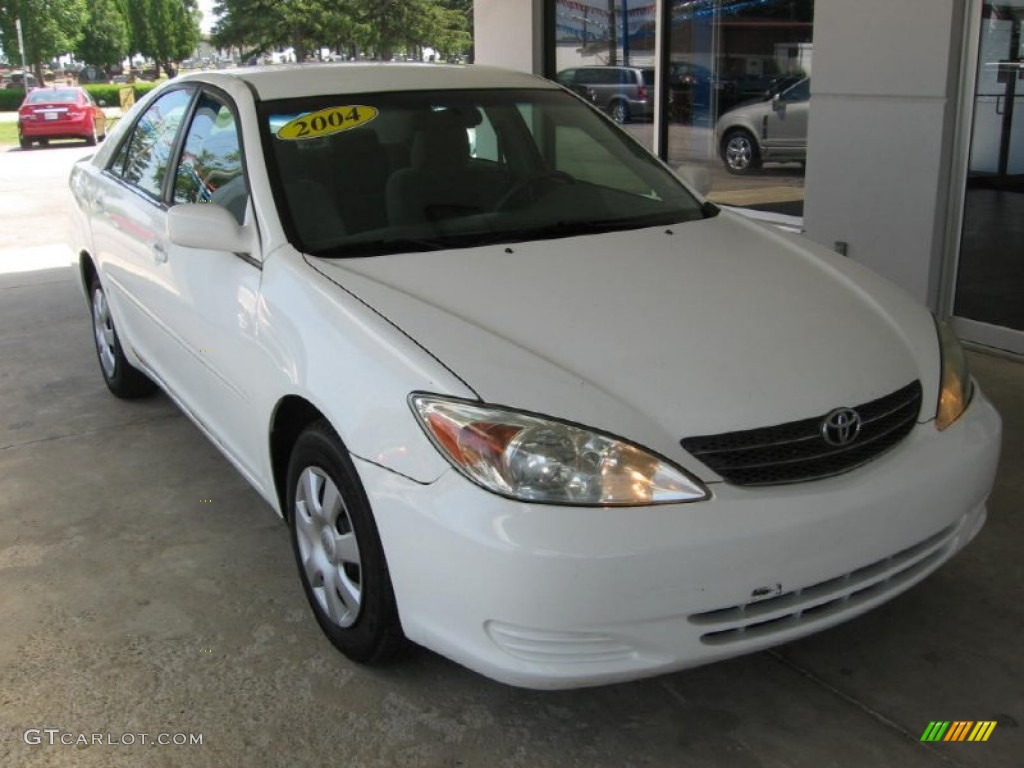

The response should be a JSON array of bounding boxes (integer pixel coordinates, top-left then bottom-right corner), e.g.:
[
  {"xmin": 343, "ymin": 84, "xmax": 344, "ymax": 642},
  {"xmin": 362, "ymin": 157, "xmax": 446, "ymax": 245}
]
[{"xmin": 197, "ymin": 0, "xmax": 219, "ymax": 35}]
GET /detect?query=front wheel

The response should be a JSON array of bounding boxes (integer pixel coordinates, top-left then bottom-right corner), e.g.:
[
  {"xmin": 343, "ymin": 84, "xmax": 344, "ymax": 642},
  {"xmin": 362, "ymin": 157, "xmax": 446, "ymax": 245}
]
[
  {"xmin": 287, "ymin": 421, "xmax": 405, "ymax": 664},
  {"xmin": 89, "ymin": 276, "xmax": 156, "ymax": 398},
  {"xmin": 722, "ymin": 129, "xmax": 761, "ymax": 174}
]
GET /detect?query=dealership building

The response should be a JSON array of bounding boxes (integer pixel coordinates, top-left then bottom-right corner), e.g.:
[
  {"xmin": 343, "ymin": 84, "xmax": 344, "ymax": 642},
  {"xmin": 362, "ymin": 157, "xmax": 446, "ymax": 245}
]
[{"xmin": 475, "ymin": 0, "xmax": 1023, "ymax": 356}]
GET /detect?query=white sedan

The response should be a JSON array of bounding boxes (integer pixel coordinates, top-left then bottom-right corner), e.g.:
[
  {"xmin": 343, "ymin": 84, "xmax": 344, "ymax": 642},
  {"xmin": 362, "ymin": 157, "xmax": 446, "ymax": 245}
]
[{"xmin": 68, "ymin": 64, "xmax": 1001, "ymax": 689}]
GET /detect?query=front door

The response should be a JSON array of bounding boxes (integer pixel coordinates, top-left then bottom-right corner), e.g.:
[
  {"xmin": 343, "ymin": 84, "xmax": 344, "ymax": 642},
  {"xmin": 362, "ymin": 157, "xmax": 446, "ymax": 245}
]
[
  {"xmin": 952, "ymin": 0, "xmax": 1024, "ymax": 355},
  {"xmin": 763, "ymin": 78, "xmax": 810, "ymax": 153}
]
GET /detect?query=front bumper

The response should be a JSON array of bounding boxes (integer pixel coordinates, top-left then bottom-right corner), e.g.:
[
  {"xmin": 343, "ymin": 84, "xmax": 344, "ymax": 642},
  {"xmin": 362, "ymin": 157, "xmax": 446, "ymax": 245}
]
[{"xmin": 362, "ymin": 390, "xmax": 1001, "ymax": 689}]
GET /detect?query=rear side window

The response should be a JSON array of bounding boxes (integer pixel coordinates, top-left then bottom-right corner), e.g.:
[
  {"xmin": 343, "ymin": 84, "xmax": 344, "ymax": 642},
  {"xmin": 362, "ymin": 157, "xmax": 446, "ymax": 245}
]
[
  {"xmin": 110, "ymin": 88, "xmax": 193, "ymax": 200},
  {"xmin": 173, "ymin": 92, "xmax": 248, "ymax": 224}
]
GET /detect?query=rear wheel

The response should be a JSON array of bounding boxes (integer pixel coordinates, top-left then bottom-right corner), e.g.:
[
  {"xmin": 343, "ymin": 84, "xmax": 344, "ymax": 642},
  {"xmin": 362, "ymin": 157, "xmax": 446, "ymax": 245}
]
[
  {"xmin": 610, "ymin": 99, "xmax": 631, "ymax": 124},
  {"xmin": 86, "ymin": 123, "xmax": 97, "ymax": 146},
  {"xmin": 287, "ymin": 421, "xmax": 405, "ymax": 664},
  {"xmin": 19, "ymin": 135, "xmax": 30, "ymax": 149},
  {"xmin": 89, "ymin": 276, "xmax": 156, "ymax": 398}
]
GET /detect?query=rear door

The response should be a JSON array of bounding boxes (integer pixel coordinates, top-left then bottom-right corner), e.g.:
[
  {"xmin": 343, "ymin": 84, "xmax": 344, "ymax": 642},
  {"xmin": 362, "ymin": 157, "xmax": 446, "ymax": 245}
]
[{"xmin": 91, "ymin": 86, "xmax": 196, "ymax": 366}]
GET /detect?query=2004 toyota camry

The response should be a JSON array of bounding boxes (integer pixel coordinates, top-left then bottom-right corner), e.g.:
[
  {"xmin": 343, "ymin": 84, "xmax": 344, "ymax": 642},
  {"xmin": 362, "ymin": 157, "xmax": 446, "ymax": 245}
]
[{"xmin": 68, "ymin": 64, "xmax": 1001, "ymax": 689}]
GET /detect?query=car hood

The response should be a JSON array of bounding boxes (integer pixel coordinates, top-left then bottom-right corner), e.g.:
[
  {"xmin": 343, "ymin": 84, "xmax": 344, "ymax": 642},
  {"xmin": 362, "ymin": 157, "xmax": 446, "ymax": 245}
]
[{"xmin": 309, "ymin": 213, "xmax": 939, "ymax": 467}]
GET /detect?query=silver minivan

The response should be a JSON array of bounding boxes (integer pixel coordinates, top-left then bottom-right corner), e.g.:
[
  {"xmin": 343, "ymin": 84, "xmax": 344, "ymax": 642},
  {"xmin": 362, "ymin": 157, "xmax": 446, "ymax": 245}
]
[
  {"xmin": 555, "ymin": 66, "xmax": 654, "ymax": 123},
  {"xmin": 715, "ymin": 77, "xmax": 810, "ymax": 173}
]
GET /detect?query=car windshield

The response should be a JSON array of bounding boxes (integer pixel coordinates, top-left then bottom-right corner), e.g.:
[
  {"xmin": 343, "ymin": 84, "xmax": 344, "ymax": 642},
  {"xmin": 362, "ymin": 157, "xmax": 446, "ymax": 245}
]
[
  {"xmin": 27, "ymin": 89, "xmax": 80, "ymax": 104},
  {"xmin": 259, "ymin": 88, "xmax": 706, "ymax": 258}
]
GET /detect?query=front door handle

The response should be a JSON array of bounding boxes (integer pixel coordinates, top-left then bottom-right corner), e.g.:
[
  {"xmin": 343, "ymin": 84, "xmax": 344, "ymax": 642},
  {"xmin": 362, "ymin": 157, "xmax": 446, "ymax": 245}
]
[{"xmin": 153, "ymin": 243, "xmax": 167, "ymax": 264}]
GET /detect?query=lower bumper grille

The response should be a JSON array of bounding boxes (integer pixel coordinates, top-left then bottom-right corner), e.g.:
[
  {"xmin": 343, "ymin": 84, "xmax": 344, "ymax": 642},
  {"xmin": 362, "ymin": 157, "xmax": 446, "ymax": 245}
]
[
  {"xmin": 689, "ymin": 520, "xmax": 959, "ymax": 646},
  {"xmin": 682, "ymin": 380, "xmax": 922, "ymax": 486}
]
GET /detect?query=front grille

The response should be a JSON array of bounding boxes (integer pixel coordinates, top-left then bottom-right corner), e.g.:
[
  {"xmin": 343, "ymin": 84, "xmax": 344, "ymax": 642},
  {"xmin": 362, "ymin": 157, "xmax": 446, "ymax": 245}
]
[
  {"xmin": 688, "ymin": 519, "xmax": 959, "ymax": 646},
  {"xmin": 681, "ymin": 381, "xmax": 922, "ymax": 486}
]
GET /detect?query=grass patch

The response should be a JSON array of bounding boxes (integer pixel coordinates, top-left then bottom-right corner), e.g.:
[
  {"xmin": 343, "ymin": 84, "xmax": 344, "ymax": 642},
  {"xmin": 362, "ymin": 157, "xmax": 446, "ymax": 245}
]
[{"xmin": 0, "ymin": 121, "xmax": 20, "ymax": 146}]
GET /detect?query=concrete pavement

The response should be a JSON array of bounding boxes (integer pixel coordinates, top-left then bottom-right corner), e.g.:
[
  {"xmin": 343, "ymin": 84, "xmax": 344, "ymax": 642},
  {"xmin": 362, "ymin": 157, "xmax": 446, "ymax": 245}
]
[{"xmin": 0, "ymin": 142, "xmax": 1021, "ymax": 767}]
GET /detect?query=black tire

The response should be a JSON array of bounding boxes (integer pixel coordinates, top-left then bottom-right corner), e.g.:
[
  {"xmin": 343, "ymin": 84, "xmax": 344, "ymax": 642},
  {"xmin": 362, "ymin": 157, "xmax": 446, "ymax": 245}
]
[
  {"xmin": 19, "ymin": 135, "xmax": 31, "ymax": 150},
  {"xmin": 85, "ymin": 124, "xmax": 97, "ymax": 146},
  {"xmin": 722, "ymin": 129, "xmax": 761, "ymax": 174},
  {"xmin": 286, "ymin": 420, "xmax": 405, "ymax": 664},
  {"xmin": 88, "ymin": 275, "xmax": 156, "ymax": 398},
  {"xmin": 610, "ymin": 99, "xmax": 631, "ymax": 124},
  {"xmin": 38, "ymin": 138, "xmax": 49, "ymax": 147}
]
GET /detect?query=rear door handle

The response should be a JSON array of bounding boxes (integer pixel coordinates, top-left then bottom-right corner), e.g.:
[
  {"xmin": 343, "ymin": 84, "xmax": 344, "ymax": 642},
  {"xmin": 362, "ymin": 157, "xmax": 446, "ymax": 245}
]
[{"xmin": 153, "ymin": 243, "xmax": 167, "ymax": 264}]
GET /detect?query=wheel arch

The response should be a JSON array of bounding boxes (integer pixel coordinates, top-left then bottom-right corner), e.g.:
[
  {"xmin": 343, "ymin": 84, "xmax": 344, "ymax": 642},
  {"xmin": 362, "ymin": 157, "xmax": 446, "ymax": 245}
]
[
  {"xmin": 269, "ymin": 395, "xmax": 330, "ymax": 520},
  {"xmin": 79, "ymin": 251, "xmax": 97, "ymax": 299}
]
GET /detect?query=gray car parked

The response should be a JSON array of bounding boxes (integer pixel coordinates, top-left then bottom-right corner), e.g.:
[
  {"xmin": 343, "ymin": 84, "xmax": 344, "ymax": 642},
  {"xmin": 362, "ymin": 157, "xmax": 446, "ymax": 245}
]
[
  {"xmin": 716, "ymin": 77, "xmax": 810, "ymax": 174},
  {"xmin": 555, "ymin": 66, "xmax": 654, "ymax": 123}
]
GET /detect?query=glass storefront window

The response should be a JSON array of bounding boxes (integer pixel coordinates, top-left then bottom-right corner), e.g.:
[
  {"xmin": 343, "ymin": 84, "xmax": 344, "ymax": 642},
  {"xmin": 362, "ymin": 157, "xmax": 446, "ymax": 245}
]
[
  {"xmin": 952, "ymin": 0, "xmax": 1024, "ymax": 352},
  {"xmin": 552, "ymin": 1, "xmax": 658, "ymax": 150},
  {"xmin": 550, "ymin": 0, "xmax": 813, "ymax": 217}
]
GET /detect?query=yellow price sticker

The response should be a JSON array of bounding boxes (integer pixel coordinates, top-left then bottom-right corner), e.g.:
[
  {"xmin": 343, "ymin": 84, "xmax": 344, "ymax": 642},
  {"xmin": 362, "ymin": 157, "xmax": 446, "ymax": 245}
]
[{"xmin": 276, "ymin": 106, "xmax": 379, "ymax": 140}]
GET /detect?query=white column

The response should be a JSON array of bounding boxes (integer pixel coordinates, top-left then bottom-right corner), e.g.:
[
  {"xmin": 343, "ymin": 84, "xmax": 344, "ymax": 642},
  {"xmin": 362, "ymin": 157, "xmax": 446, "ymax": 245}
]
[
  {"xmin": 802, "ymin": 0, "xmax": 967, "ymax": 307},
  {"xmin": 474, "ymin": 0, "xmax": 545, "ymax": 74}
]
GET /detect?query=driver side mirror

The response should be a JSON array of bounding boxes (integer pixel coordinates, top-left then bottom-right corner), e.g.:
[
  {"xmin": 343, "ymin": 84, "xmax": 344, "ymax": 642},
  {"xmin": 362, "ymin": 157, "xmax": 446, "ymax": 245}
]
[{"xmin": 167, "ymin": 203, "xmax": 254, "ymax": 254}]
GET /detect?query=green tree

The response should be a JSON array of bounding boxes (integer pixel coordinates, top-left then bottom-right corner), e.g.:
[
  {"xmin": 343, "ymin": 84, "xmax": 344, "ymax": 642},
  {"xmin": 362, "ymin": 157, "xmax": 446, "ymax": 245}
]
[
  {"xmin": 212, "ymin": 0, "xmax": 471, "ymax": 63},
  {"xmin": 149, "ymin": 0, "xmax": 200, "ymax": 76},
  {"xmin": 213, "ymin": 0, "xmax": 356, "ymax": 63},
  {"xmin": 0, "ymin": 0, "xmax": 87, "ymax": 83},
  {"xmin": 122, "ymin": 0, "xmax": 154, "ymax": 62},
  {"xmin": 122, "ymin": 0, "xmax": 199, "ymax": 77},
  {"xmin": 76, "ymin": 0, "xmax": 129, "ymax": 69}
]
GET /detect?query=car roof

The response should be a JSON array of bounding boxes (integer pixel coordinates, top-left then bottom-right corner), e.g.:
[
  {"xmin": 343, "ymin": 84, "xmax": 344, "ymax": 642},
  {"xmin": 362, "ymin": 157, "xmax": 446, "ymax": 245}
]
[{"xmin": 176, "ymin": 63, "xmax": 557, "ymax": 101}]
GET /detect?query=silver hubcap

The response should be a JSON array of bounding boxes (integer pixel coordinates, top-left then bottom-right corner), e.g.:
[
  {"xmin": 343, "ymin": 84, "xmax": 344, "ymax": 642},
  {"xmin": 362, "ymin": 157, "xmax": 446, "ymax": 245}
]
[
  {"xmin": 726, "ymin": 135, "xmax": 753, "ymax": 170},
  {"xmin": 92, "ymin": 289, "xmax": 117, "ymax": 378},
  {"xmin": 294, "ymin": 467, "xmax": 362, "ymax": 628}
]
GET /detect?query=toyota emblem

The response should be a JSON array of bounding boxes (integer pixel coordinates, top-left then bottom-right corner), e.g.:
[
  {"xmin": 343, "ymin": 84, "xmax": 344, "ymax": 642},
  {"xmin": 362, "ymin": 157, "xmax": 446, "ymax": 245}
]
[{"xmin": 821, "ymin": 408, "xmax": 862, "ymax": 447}]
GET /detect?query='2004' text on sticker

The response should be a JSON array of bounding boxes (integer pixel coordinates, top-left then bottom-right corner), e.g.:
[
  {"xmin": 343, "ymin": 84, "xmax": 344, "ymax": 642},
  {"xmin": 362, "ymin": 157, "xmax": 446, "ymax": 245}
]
[{"xmin": 276, "ymin": 106, "xmax": 379, "ymax": 140}]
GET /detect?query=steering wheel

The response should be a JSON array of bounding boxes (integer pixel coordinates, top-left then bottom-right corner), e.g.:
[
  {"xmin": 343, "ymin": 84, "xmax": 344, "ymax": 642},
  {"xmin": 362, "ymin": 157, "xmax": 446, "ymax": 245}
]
[{"xmin": 494, "ymin": 171, "xmax": 575, "ymax": 212}]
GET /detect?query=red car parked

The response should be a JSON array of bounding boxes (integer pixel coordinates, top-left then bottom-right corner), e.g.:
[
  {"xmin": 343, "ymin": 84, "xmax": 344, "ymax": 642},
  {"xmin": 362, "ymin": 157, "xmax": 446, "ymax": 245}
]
[{"xmin": 18, "ymin": 87, "xmax": 106, "ymax": 149}]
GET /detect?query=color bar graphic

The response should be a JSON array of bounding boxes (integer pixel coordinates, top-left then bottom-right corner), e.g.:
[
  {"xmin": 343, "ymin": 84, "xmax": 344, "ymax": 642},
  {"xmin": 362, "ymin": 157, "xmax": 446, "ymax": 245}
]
[{"xmin": 920, "ymin": 720, "xmax": 996, "ymax": 742}]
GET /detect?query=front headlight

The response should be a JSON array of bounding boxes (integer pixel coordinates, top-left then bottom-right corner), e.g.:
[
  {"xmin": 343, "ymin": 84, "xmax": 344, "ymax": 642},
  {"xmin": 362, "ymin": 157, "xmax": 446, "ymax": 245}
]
[
  {"xmin": 935, "ymin": 319, "xmax": 973, "ymax": 430},
  {"xmin": 410, "ymin": 394, "xmax": 709, "ymax": 506}
]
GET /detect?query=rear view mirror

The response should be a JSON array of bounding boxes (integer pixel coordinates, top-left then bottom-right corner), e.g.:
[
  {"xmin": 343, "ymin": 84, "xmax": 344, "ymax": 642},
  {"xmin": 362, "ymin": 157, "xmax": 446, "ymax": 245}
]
[{"xmin": 167, "ymin": 204, "xmax": 253, "ymax": 254}]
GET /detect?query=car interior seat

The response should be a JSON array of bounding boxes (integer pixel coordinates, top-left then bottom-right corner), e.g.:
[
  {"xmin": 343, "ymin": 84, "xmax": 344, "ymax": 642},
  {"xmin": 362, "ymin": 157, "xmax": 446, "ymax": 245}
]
[
  {"xmin": 330, "ymin": 130, "xmax": 390, "ymax": 234},
  {"xmin": 386, "ymin": 107, "xmax": 500, "ymax": 227}
]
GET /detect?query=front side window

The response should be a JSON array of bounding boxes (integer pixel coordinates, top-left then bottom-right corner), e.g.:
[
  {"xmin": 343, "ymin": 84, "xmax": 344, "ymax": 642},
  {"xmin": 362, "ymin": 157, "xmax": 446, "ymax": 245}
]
[
  {"xmin": 173, "ymin": 92, "xmax": 248, "ymax": 224},
  {"xmin": 111, "ymin": 88, "xmax": 193, "ymax": 200},
  {"xmin": 781, "ymin": 78, "xmax": 810, "ymax": 102},
  {"xmin": 260, "ymin": 88, "xmax": 705, "ymax": 258}
]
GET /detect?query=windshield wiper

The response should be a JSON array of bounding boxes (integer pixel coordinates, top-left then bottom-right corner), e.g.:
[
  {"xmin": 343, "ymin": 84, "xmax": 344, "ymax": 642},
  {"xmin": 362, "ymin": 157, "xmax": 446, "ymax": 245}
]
[{"xmin": 311, "ymin": 237, "xmax": 448, "ymax": 258}]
